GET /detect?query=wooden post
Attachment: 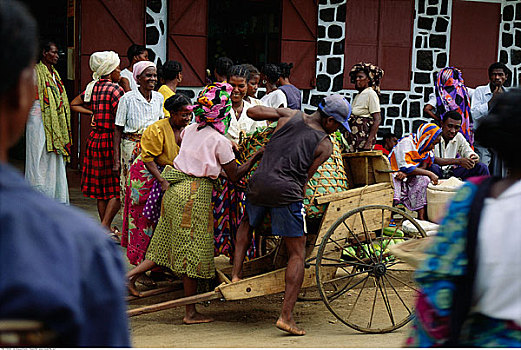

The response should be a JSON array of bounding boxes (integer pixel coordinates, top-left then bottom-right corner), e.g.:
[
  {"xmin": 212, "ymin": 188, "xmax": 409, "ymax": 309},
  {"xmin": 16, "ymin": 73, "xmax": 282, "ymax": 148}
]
[{"xmin": 128, "ymin": 290, "xmax": 223, "ymax": 317}]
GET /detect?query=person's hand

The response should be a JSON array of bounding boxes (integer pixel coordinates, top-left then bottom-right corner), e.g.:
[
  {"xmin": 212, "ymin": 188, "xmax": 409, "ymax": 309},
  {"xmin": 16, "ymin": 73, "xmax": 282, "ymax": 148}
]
[
  {"xmin": 160, "ymin": 178, "xmax": 170, "ymax": 191},
  {"xmin": 232, "ymin": 141, "xmax": 240, "ymax": 153},
  {"xmin": 395, "ymin": 171, "xmax": 407, "ymax": 181},
  {"xmin": 254, "ymin": 146, "xmax": 265, "ymax": 159},
  {"xmin": 428, "ymin": 172, "xmax": 439, "ymax": 185},
  {"xmin": 492, "ymin": 84, "xmax": 504, "ymax": 95},
  {"xmin": 361, "ymin": 142, "xmax": 373, "ymax": 151},
  {"xmin": 458, "ymin": 157, "xmax": 475, "ymax": 169},
  {"xmin": 112, "ymin": 159, "xmax": 121, "ymax": 172},
  {"xmin": 470, "ymin": 154, "xmax": 479, "ymax": 163}
]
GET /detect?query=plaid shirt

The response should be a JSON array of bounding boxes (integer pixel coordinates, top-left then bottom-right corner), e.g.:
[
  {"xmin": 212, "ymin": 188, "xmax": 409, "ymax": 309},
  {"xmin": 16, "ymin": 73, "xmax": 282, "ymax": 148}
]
[{"xmin": 82, "ymin": 79, "xmax": 124, "ymax": 130}]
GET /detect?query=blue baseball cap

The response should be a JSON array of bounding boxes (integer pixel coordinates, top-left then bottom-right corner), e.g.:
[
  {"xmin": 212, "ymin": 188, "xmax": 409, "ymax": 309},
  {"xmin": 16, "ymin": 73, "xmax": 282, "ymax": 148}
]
[{"xmin": 318, "ymin": 94, "xmax": 352, "ymax": 132}]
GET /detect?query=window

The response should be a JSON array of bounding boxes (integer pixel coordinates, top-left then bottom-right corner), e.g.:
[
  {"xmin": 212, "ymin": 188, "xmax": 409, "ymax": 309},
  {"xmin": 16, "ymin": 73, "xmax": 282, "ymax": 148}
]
[
  {"xmin": 343, "ymin": 0, "xmax": 414, "ymax": 91},
  {"xmin": 168, "ymin": 0, "xmax": 317, "ymax": 88},
  {"xmin": 208, "ymin": 0, "xmax": 281, "ymax": 70}
]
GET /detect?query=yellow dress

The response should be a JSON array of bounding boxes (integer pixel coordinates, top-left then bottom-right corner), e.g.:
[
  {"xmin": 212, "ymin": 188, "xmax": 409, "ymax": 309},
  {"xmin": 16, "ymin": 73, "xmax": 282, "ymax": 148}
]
[
  {"xmin": 158, "ymin": 85, "xmax": 175, "ymax": 118},
  {"xmin": 141, "ymin": 118, "xmax": 180, "ymax": 166}
]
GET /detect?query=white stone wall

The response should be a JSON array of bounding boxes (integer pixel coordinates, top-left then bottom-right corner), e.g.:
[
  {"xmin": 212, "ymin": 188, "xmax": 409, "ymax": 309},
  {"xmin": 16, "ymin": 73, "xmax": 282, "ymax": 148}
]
[
  {"xmin": 498, "ymin": 0, "xmax": 521, "ymax": 87},
  {"xmin": 145, "ymin": 0, "xmax": 167, "ymax": 65},
  {"xmin": 146, "ymin": 0, "xmax": 520, "ymax": 136}
]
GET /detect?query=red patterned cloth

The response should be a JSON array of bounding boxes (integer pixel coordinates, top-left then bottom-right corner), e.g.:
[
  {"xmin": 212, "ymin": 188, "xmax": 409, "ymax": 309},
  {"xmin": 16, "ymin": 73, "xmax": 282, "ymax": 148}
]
[
  {"xmin": 81, "ymin": 79, "xmax": 124, "ymax": 199},
  {"xmin": 121, "ymin": 157, "xmax": 161, "ymax": 265}
]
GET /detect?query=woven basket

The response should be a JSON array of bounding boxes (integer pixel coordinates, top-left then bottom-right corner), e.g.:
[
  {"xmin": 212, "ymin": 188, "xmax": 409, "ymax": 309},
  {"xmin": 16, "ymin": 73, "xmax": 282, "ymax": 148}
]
[
  {"xmin": 237, "ymin": 127, "xmax": 350, "ymax": 218},
  {"xmin": 303, "ymin": 137, "xmax": 350, "ymax": 218},
  {"xmin": 237, "ymin": 124, "xmax": 277, "ymax": 189}
]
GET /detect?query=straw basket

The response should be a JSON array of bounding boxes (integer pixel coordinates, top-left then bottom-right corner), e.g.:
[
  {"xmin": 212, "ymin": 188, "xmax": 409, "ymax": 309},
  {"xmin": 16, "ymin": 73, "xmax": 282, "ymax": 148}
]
[{"xmin": 237, "ymin": 124, "xmax": 277, "ymax": 189}]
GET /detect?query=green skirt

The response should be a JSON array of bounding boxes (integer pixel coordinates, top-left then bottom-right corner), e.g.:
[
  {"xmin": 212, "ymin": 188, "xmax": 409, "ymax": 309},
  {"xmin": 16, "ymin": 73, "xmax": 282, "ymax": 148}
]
[{"xmin": 145, "ymin": 166, "xmax": 215, "ymax": 279}]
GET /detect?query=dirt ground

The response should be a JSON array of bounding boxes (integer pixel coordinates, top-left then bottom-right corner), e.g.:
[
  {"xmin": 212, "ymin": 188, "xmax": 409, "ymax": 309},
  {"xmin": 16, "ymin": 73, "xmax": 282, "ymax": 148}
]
[
  {"xmin": 62, "ymin": 167, "xmax": 414, "ymax": 348},
  {"xmin": 128, "ymin": 292, "xmax": 411, "ymax": 348}
]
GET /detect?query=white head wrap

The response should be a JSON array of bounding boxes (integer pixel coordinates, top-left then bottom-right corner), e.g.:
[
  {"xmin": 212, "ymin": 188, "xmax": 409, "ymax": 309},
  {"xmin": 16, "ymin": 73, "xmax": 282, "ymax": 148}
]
[{"xmin": 84, "ymin": 51, "xmax": 120, "ymax": 102}]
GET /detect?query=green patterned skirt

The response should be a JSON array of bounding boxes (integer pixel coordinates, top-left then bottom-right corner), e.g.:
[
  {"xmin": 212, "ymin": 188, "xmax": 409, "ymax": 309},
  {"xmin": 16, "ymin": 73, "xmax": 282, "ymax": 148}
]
[{"xmin": 145, "ymin": 166, "xmax": 215, "ymax": 279}]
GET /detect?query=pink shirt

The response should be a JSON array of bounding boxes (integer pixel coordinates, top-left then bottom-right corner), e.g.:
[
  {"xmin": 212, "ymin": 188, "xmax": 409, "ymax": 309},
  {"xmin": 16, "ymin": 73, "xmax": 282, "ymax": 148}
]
[{"xmin": 173, "ymin": 123, "xmax": 235, "ymax": 179}]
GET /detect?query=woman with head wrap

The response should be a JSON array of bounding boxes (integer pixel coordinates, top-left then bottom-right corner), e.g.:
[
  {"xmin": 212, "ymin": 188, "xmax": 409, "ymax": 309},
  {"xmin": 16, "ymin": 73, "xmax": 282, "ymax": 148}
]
[
  {"xmin": 213, "ymin": 65, "xmax": 266, "ymax": 259},
  {"xmin": 114, "ymin": 60, "xmax": 164, "ymax": 228},
  {"xmin": 70, "ymin": 51, "xmax": 124, "ymax": 233},
  {"xmin": 435, "ymin": 67, "xmax": 473, "ymax": 145},
  {"xmin": 389, "ymin": 123, "xmax": 442, "ymax": 220},
  {"xmin": 345, "ymin": 62, "xmax": 384, "ymax": 152},
  {"xmin": 157, "ymin": 60, "xmax": 182, "ymax": 117},
  {"xmin": 126, "ymin": 82, "xmax": 263, "ymax": 324},
  {"xmin": 25, "ymin": 40, "xmax": 72, "ymax": 204}
]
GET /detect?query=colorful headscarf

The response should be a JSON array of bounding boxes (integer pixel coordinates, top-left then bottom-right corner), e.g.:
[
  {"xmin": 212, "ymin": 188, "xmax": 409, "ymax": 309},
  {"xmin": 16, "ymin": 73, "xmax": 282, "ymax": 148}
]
[
  {"xmin": 349, "ymin": 62, "xmax": 385, "ymax": 94},
  {"xmin": 435, "ymin": 67, "xmax": 473, "ymax": 145},
  {"xmin": 189, "ymin": 82, "xmax": 233, "ymax": 134},
  {"xmin": 133, "ymin": 61, "xmax": 156, "ymax": 82},
  {"xmin": 389, "ymin": 123, "xmax": 441, "ymax": 173}
]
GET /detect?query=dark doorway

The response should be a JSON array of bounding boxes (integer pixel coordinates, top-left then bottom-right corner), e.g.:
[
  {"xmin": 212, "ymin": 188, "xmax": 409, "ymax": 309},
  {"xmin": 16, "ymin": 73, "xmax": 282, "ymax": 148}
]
[
  {"xmin": 20, "ymin": 0, "xmax": 69, "ymax": 84},
  {"xmin": 10, "ymin": 0, "xmax": 69, "ymax": 163},
  {"xmin": 208, "ymin": 0, "xmax": 281, "ymax": 70}
]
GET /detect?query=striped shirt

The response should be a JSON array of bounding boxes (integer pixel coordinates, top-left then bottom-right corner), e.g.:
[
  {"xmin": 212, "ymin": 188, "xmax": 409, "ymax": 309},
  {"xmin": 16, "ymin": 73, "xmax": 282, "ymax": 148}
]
[{"xmin": 115, "ymin": 90, "xmax": 164, "ymax": 133}]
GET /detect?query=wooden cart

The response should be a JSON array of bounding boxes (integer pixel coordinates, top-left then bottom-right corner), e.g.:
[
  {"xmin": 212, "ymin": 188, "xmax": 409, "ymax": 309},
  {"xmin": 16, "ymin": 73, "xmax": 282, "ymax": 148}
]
[{"xmin": 128, "ymin": 151, "xmax": 427, "ymax": 334}]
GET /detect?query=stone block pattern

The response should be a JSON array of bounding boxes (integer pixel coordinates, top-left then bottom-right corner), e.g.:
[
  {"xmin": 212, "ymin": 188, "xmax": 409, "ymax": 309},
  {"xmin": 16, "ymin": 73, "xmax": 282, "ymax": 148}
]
[
  {"xmin": 499, "ymin": 0, "xmax": 521, "ymax": 87},
  {"xmin": 156, "ymin": 0, "xmax": 518, "ymax": 139},
  {"xmin": 302, "ymin": 0, "xmax": 455, "ymax": 138},
  {"xmin": 146, "ymin": 0, "xmax": 167, "ymax": 66}
]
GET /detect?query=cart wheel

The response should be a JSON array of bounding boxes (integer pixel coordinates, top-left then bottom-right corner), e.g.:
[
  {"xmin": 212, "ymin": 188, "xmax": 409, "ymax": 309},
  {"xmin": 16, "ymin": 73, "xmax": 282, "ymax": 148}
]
[{"xmin": 315, "ymin": 204, "xmax": 426, "ymax": 334}]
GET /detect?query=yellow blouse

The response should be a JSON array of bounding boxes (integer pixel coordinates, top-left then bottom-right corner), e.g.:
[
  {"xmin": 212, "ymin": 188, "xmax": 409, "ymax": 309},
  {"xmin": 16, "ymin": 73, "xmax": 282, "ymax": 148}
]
[
  {"xmin": 140, "ymin": 118, "xmax": 180, "ymax": 166},
  {"xmin": 158, "ymin": 84, "xmax": 175, "ymax": 118}
]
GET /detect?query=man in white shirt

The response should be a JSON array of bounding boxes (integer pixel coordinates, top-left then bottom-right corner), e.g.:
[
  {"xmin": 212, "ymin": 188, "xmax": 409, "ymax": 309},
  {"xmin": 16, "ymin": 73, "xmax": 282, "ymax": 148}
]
[
  {"xmin": 431, "ymin": 110, "xmax": 489, "ymax": 180},
  {"xmin": 470, "ymin": 62, "xmax": 509, "ymax": 167}
]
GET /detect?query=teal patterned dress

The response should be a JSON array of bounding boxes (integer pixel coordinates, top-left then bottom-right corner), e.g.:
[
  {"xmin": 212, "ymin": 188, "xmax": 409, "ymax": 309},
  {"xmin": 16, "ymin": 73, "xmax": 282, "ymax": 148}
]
[{"xmin": 406, "ymin": 177, "xmax": 521, "ymax": 347}]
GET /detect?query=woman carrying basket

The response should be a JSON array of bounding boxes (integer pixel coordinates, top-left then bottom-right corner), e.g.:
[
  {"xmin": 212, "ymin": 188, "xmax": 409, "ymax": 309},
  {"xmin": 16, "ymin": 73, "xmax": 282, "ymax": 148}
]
[{"xmin": 126, "ymin": 82, "xmax": 263, "ymax": 324}]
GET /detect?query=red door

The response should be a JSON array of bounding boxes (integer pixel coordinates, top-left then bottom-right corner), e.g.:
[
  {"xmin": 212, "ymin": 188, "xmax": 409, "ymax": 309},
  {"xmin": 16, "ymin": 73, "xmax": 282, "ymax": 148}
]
[
  {"xmin": 168, "ymin": 0, "xmax": 208, "ymax": 86},
  {"xmin": 449, "ymin": 0, "xmax": 501, "ymax": 87},
  {"xmin": 77, "ymin": 0, "xmax": 145, "ymax": 167},
  {"xmin": 281, "ymin": 0, "xmax": 318, "ymax": 89}
]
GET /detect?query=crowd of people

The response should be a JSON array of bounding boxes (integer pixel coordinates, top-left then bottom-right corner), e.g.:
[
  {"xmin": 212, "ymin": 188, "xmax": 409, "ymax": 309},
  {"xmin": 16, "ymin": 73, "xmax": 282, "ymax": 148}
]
[{"xmin": 2, "ymin": 0, "xmax": 520, "ymax": 345}]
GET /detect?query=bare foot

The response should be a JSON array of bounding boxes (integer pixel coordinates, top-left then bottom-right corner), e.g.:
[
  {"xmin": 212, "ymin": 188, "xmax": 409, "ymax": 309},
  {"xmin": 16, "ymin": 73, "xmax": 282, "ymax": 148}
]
[
  {"xmin": 275, "ymin": 318, "xmax": 306, "ymax": 336},
  {"xmin": 231, "ymin": 276, "xmax": 242, "ymax": 283},
  {"xmin": 127, "ymin": 276, "xmax": 142, "ymax": 297},
  {"xmin": 183, "ymin": 312, "xmax": 214, "ymax": 325}
]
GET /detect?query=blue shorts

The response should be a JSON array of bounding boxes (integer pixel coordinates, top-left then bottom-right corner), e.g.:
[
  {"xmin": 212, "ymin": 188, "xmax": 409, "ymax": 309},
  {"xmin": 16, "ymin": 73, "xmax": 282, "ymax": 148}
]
[{"xmin": 246, "ymin": 201, "xmax": 307, "ymax": 237}]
